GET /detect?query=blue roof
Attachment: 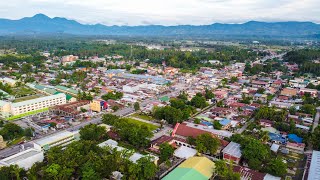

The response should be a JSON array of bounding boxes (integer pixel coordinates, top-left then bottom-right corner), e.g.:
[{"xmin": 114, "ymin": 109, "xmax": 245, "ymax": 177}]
[
  {"xmin": 254, "ymin": 93, "xmax": 263, "ymax": 97},
  {"xmin": 201, "ymin": 121, "xmax": 213, "ymax": 126},
  {"xmin": 288, "ymin": 134, "xmax": 303, "ymax": 143},
  {"xmin": 269, "ymin": 133, "xmax": 286, "ymax": 144},
  {"xmin": 219, "ymin": 119, "xmax": 231, "ymax": 126}
]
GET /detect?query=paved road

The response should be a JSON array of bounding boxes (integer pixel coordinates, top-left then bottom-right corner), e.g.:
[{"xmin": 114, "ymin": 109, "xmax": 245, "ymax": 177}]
[
  {"xmin": 237, "ymin": 118, "xmax": 255, "ymax": 134},
  {"xmin": 312, "ymin": 107, "xmax": 320, "ymax": 132},
  {"xmin": 0, "ymin": 142, "xmax": 34, "ymax": 159}
]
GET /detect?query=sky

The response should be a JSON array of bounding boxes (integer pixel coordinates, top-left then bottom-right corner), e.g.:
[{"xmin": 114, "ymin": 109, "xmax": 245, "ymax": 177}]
[{"xmin": 0, "ymin": 0, "xmax": 319, "ymax": 26}]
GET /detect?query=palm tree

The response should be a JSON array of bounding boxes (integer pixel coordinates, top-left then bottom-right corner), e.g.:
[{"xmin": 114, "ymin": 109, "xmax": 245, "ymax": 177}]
[{"xmin": 260, "ymin": 131, "xmax": 270, "ymax": 143}]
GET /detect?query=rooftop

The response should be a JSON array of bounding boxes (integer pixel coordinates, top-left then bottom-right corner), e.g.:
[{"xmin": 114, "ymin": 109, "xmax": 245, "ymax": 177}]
[
  {"xmin": 222, "ymin": 142, "xmax": 242, "ymax": 158},
  {"xmin": 1, "ymin": 148, "xmax": 42, "ymax": 164},
  {"xmin": 308, "ymin": 150, "xmax": 320, "ymax": 180},
  {"xmin": 34, "ymin": 130, "xmax": 78, "ymax": 146},
  {"xmin": 163, "ymin": 157, "xmax": 215, "ymax": 180}
]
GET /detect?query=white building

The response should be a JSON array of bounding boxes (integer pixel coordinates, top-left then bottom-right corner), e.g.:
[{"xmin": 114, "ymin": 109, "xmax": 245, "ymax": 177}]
[
  {"xmin": 0, "ymin": 93, "xmax": 67, "ymax": 118},
  {"xmin": 0, "ymin": 148, "xmax": 44, "ymax": 170},
  {"xmin": 34, "ymin": 130, "xmax": 80, "ymax": 151}
]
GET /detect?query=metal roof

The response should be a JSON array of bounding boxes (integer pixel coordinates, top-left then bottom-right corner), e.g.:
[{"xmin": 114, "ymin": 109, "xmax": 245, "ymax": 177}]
[
  {"xmin": 308, "ymin": 150, "xmax": 320, "ymax": 180},
  {"xmin": 222, "ymin": 141, "xmax": 242, "ymax": 158}
]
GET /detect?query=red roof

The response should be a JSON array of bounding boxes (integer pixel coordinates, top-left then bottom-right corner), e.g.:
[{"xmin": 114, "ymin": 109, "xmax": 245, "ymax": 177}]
[
  {"xmin": 229, "ymin": 102, "xmax": 246, "ymax": 108},
  {"xmin": 175, "ymin": 123, "xmax": 209, "ymax": 138},
  {"xmin": 233, "ymin": 166, "xmax": 266, "ymax": 180},
  {"xmin": 150, "ymin": 135, "xmax": 174, "ymax": 146}
]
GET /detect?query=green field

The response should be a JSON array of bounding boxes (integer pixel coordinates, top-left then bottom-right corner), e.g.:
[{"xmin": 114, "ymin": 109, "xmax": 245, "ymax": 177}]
[
  {"xmin": 130, "ymin": 113, "xmax": 154, "ymax": 121},
  {"xmin": 7, "ymin": 107, "xmax": 49, "ymax": 121},
  {"xmin": 123, "ymin": 117, "xmax": 158, "ymax": 131}
]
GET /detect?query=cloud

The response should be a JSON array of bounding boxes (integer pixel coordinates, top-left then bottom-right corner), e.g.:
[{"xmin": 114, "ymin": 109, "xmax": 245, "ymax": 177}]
[{"xmin": 0, "ymin": 0, "xmax": 319, "ymax": 25}]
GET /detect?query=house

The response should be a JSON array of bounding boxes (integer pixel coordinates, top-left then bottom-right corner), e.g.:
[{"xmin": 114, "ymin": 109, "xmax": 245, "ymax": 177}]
[
  {"xmin": 233, "ymin": 166, "xmax": 280, "ymax": 180},
  {"xmin": 259, "ymin": 119, "xmax": 274, "ymax": 127},
  {"xmin": 222, "ymin": 142, "xmax": 242, "ymax": 164},
  {"xmin": 299, "ymin": 88, "xmax": 318, "ymax": 97},
  {"xmin": 286, "ymin": 142, "xmax": 305, "ymax": 154},
  {"xmin": 211, "ymin": 107, "xmax": 232, "ymax": 117},
  {"xmin": 213, "ymin": 90, "xmax": 228, "ymax": 99},
  {"xmin": 269, "ymin": 101, "xmax": 293, "ymax": 109},
  {"xmin": 280, "ymin": 88, "xmax": 297, "ymax": 97},
  {"xmin": 174, "ymin": 122, "xmax": 233, "ymax": 139},
  {"xmin": 251, "ymin": 80, "xmax": 269, "ymax": 88},
  {"xmin": 253, "ymin": 93, "xmax": 268, "ymax": 103},
  {"xmin": 219, "ymin": 118, "xmax": 232, "ymax": 130},
  {"xmin": 162, "ymin": 157, "xmax": 215, "ymax": 180}
]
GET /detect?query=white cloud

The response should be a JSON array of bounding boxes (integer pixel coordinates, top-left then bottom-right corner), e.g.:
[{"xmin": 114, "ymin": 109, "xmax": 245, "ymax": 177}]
[{"xmin": 0, "ymin": 0, "xmax": 319, "ymax": 25}]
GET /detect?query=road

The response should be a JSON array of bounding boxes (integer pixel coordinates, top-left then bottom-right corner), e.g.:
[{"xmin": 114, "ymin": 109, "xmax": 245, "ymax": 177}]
[
  {"xmin": 312, "ymin": 107, "xmax": 320, "ymax": 132},
  {"xmin": 237, "ymin": 118, "xmax": 255, "ymax": 134},
  {"xmin": 0, "ymin": 142, "xmax": 34, "ymax": 159}
]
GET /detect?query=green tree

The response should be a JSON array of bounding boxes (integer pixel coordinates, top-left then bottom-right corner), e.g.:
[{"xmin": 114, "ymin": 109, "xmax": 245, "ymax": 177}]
[
  {"xmin": 311, "ymin": 126, "xmax": 320, "ymax": 150},
  {"xmin": 266, "ymin": 158, "xmax": 287, "ymax": 177},
  {"xmin": 0, "ymin": 123, "xmax": 24, "ymax": 140},
  {"xmin": 134, "ymin": 102, "xmax": 140, "ymax": 111},
  {"xmin": 79, "ymin": 124, "xmax": 106, "ymax": 142},
  {"xmin": 195, "ymin": 133, "xmax": 220, "ymax": 155},
  {"xmin": 102, "ymin": 114, "xmax": 120, "ymax": 125},
  {"xmin": 215, "ymin": 160, "xmax": 240, "ymax": 180},
  {"xmin": 112, "ymin": 106, "xmax": 120, "ymax": 112},
  {"xmin": 159, "ymin": 142, "xmax": 175, "ymax": 162},
  {"xmin": 230, "ymin": 76, "xmax": 239, "ymax": 83},
  {"xmin": 205, "ymin": 88, "xmax": 215, "ymax": 100},
  {"xmin": 190, "ymin": 93, "xmax": 207, "ymax": 109}
]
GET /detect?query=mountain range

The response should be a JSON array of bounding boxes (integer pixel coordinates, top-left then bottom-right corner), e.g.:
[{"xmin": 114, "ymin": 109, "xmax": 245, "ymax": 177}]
[{"xmin": 0, "ymin": 14, "xmax": 320, "ymax": 38}]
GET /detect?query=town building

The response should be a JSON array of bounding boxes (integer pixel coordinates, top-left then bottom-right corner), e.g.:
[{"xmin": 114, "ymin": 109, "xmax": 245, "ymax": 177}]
[
  {"xmin": 34, "ymin": 130, "xmax": 80, "ymax": 151},
  {"xmin": 0, "ymin": 148, "xmax": 44, "ymax": 170},
  {"xmin": 0, "ymin": 93, "xmax": 67, "ymax": 118},
  {"xmin": 307, "ymin": 150, "xmax": 320, "ymax": 180}
]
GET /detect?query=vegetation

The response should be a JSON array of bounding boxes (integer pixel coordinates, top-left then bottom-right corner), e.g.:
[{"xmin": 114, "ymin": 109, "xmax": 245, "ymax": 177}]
[
  {"xmin": 0, "ymin": 140, "xmax": 157, "ymax": 180},
  {"xmin": 215, "ymin": 160, "xmax": 240, "ymax": 180},
  {"xmin": 101, "ymin": 91, "xmax": 123, "ymax": 101},
  {"xmin": 79, "ymin": 124, "xmax": 107, "ymax": 142},
  {"xmin": 230, "ymin": 134, "xmax": 287, "ymax": 176},
  {"xmin": 195, "ymin": 133, "xmax": 220, "ymax": 155},
  {"xmin": 159, "ymin": 142, "xmax": 175, "ymax": 162},
  {"xmin": 102, "ymin": 114, "xmax": 155, "ymax": 148},
  {"xmin": 134, "ymin": 102, "xmax": 140, "ymax": 111},
  {"xmin": 0, "ymin": 123, "xmax": 33, "ymax": 141}
]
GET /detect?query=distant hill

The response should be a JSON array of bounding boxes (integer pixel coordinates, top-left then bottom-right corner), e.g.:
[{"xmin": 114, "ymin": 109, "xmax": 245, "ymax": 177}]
[{"xmin": 0, "ymin": 14, "xmax": 319, "ymax": 37}]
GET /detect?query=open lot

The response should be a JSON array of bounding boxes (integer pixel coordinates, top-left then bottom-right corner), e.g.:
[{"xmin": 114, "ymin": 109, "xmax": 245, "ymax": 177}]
[
  {"xmin": 130, "ymin": 113, "xmax": 154, "ymax": 121},
  {"xmin": 11, "ymin": 86, "xmax": 36, "ymax": 98},
  {"xmin": 123, "ymin": 117, "xmax": 158, "ymax": 131},
  {"xmin": 13, "ymin": 94, "xmax": 44, "ymax": 102}
]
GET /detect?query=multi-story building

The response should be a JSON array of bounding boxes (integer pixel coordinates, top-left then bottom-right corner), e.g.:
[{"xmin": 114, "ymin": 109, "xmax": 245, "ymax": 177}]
[{"xmin": 0, "ymin": 93, "xmax": 66, "ymax": 118}]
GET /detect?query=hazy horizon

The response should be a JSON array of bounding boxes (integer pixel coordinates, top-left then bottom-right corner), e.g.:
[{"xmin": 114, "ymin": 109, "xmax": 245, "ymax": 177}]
[{"xmin": 0, "ymin": 0, "xmax": 319, "ymax": 26}]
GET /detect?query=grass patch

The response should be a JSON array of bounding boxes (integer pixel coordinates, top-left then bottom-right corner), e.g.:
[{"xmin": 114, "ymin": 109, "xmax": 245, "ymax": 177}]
[
  {"xmin": 123, "ymin": 118, "xmax": 158, "ymax": 131},
  {"xmin": 7, "ymin": 107, "xmax": 49, "ymax": 121},
  {"xmin": 130, "ymin": 113, "xmax": 154, "ymax": 121},
  {"xmin": 13, "ymin": 94, "xmax": 44, "ymax": 103},
  {"xmin": 11, "ymin": 86, "xmax": 36, "ymax": 97}
]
